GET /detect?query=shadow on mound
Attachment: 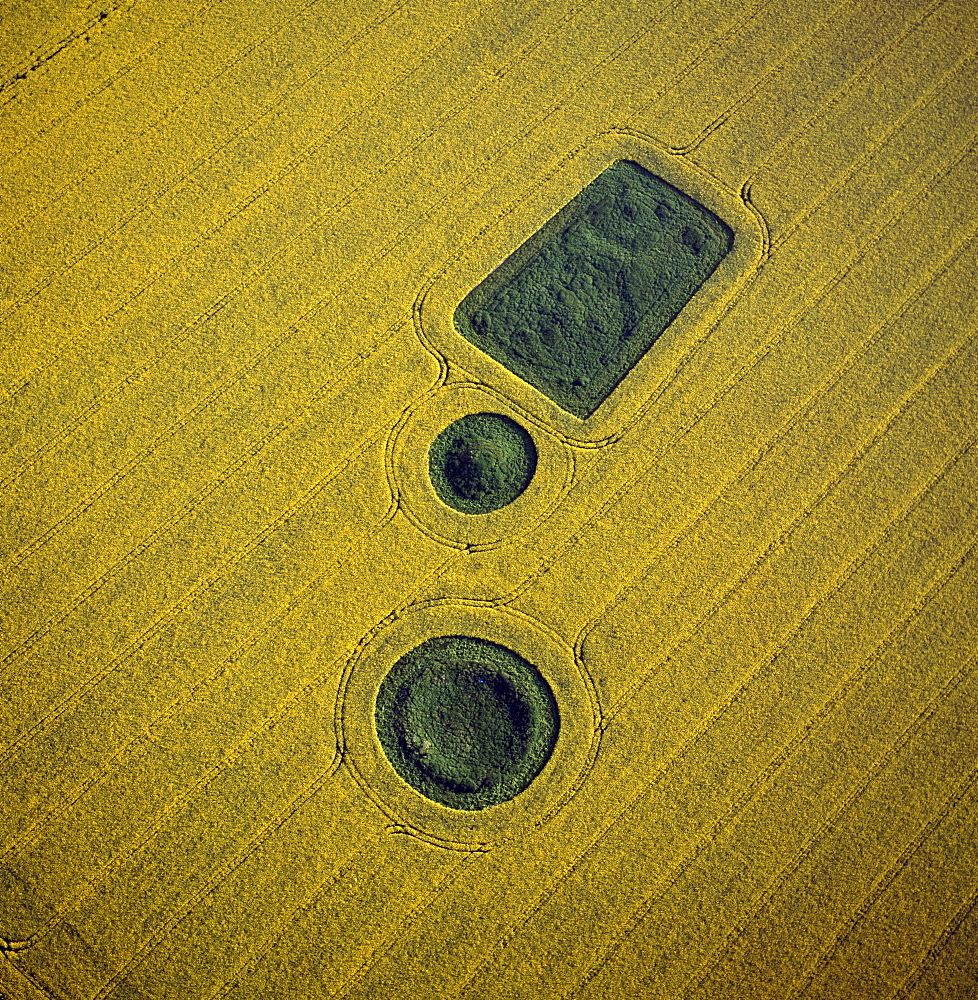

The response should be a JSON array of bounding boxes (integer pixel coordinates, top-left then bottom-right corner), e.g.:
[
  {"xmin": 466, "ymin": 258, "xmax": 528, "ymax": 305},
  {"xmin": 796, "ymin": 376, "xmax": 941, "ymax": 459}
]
[
  {"xmin": 374, "ymin": 635, "xmax": 559, "ymax": 811},
  {"xmin": 428, "ymin": 412, "xmax": 537, "ymax": 515},
  {"xmin": 455, "ymin": 159, "xmax": 733, "ymax": 417}
]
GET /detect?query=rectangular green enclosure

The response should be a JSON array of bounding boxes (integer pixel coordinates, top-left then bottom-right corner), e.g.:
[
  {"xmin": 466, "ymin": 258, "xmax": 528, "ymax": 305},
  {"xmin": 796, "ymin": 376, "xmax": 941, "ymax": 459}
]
[{"xmin": 454, "ymin": 160, "xmax": 733, "ymax": 418}]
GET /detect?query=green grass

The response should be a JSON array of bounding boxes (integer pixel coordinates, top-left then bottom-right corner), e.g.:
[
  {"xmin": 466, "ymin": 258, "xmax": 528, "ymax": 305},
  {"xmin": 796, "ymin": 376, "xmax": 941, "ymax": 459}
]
[
  {"xmin": 374, "ymin": 635, "xmax": 559, "ymax": 811},
  {"xmin": 454, "ymin": 159, "xmax": 733, "ymax": 417},
  {"xmin": 428, "ymin": 412, "xmax": 537, "ymax": 515}
]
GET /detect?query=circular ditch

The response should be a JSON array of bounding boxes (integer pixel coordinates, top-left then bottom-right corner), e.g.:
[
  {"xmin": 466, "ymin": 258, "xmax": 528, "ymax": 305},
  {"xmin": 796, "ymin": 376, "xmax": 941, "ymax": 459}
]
[
  {"xmin": 428, "ymin": 412, "xmax": 537, "ymax": 514},
  {"xmin": 374, "ymin": 635, "xmax": 559, "ymax": 810}
]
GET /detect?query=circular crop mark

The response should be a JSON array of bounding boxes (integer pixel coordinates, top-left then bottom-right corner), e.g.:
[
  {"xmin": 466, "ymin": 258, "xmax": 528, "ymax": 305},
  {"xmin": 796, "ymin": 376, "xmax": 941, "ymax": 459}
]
[
  {"xmin": 428, "ymin": 412, "xmax": 537, "ymax": 514},
  {"xmin": 374, "ymin": 635, "xmax": 559, "ymax": 811}
]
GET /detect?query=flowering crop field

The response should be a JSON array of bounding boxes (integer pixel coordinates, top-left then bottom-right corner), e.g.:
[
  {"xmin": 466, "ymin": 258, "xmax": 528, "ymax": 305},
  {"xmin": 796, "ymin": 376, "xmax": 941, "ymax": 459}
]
[{"xmin": 1, "ymin": 2, "xmax": 977, "ymax": 998}]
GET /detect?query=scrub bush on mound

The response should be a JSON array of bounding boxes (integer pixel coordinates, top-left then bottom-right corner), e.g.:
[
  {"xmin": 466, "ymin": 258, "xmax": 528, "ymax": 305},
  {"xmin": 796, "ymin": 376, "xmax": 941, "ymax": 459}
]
[
  {"xmin": 375, "ymin": 635, "xmax": 559, "ymax": 810},
  {"xmin": 455, "ymin": 159, "xmax": 733, "ymax": 417},
  {"xmin": 428, "ymin": 411, "xmax": 537, "ymax": 514}
]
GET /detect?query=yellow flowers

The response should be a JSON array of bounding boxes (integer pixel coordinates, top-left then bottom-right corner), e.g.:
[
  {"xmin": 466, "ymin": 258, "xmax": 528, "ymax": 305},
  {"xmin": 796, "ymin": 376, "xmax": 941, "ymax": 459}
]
[{"xmin": 1, "ymin": 2, "xmax": 977, "ymax": 997}]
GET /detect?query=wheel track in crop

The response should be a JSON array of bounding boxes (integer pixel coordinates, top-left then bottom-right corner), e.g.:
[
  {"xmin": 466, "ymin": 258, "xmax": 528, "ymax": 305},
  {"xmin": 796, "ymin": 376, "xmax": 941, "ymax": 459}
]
[
  {"xmin": 0, "ymin": 328, "xmax": 419, "ymax": 702},
  {"xmin": 0, "ymin": 0, "xmax": 478, "ymax": 452},
  {"xmin": 262, "ymin": 95, "xmax": 978, "ymax": 1000},
  {"xmin": 410, "ymin": 438, "xmax": 978, "ymax": 998},
  {"xmin": 0, "ymin": 421, "xmax": 402, "ymax": 770},
  {"xmin": 0, "ymin": 479, "xmax": 404, "ymax": 935},
  {"xmin": 92, "ymin": 789, "xmax": 378, "ymax": 1000},
  {"xmin": 580, "ymin": 222, "xmax": 978, "ymax": 721},
  {"xmin": 787, "ymin": 768, "xmax": 978, "ymax": 1000},
  {"xmin": 0, "ymin": 2, "xmax": 215, "ymax": 165},
  {"xmin": 738, "ymin": 0, "xmax": 964, "ymax": 186},
  {"xmin": 0, "ymin": 0, "xmax": 573, "ymax": 405},
  {"xmin": 0, "ymin": 0, "xmax": 344, "ymax": 245},
  {"xmin": 3, "ymin": 564, "xmax": 340, "ymax": 890},
  {"xmin": 74, "ymin": 550, "xmax": 457, "ymax": 996},
  {"xmin": 8, "ymin": 547, "xmax": 457, "ymax": 977},
  {"xmin": 681, "ymin": 661, "xmax": 978, "ymax": 1000},
  {"xmin": 766, "ymin": 45, "xmax": 978, "ymax": 253},
  {"xmin": 678, "ymin": 0, "xmax": 958, "ymax": 159},
  {"xmin": 0, "ymin": 0, "xmax": 746, "ymax": 706},
  {"xmin": 488, "ymin": 158, "xmax": 974, "ymax": 656},
  {"xmin": 0, "ymin": 0, "xmax": 466, "ymax": 350},
  {"xmin": 555, "ymin": 541, "xmax": 978, "ymax": 1000},
  {"xmin": 0, "ymin": 0, "xmax": 133, "ymax": 101},
  {"xmin": 664, "ymin": 0, "xmax": 856, "ymax": 155},
  {"xmin": 218, "ymin": 847, "xmax": 478, "ymax": 1000},
  {"xmin": 0, "ymin": 0, "xmax": 601, "ymax": 589},
  {"xmin": 489, "ymin": 104, "xmax": 978, "ymax": 610},
  {"xmin": 893, "ymin": 887, "xmax": 978, "ymax": 999}
]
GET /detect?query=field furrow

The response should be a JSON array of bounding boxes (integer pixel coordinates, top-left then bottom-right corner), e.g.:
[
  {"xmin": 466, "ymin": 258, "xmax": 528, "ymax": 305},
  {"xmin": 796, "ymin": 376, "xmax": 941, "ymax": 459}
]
[
  {"xmin": 3, "ymin": 5, "xmax": 974, "ymax": 997},
  {"xmin": 0, "ymin": 0, "xmax": 571, "ymax": 533},
  {"xmin": 896, "ymin": 891, "xmax": 978, "ymax": 1000},
  {"xmin": 486, "ymin": 535, "xmax": 978, "ymax": 999},
  {"xmin": 518, "ymin": 229, "xmax": 978, "ymax": 661},
  {"xmin": 0, "ymin": 1, "xmax": 203, "ymax": 165},
  {"xmin": 0, "ymin": 0, "xmax": 490, "ymax": 361},
  {"xmin": 793, "ymin": 778, "xmax": 978, "ymax": 999},
  {"xmin": 339, "ymin": 428, "xmax": 977, "ymax": 996},
  {"xmin": 0, "ymin": 323, "xmax": 431, "ymax": 647},
  {"xmin": 0, "ymin": 341, "xmax": 428, "ymax": 702},
  {"xmin": 762, "ymin": 47, "xmax": 978, "ymax": 253},
  {"xmin": 219, "ymin": 842, "xmax": 477, "ymax": 1000},
  {"xmin": 746, "ymin": 6, "xmax": 978, "ymax": 243},
  {"xmin": 0, "ymin": 0, "xmax": 751, "ymax": 421},
  {"xmin": 574, "ymin": 591, "xmax": 978, "ymax": 1000},
  {"xmin": 0, "ymin": 0, "xmax": 638, "ymax": 535}
]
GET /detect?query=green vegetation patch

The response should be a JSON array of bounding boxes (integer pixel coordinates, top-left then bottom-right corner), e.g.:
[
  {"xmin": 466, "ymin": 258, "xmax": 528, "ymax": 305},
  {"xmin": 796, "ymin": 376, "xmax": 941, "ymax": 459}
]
[
  {"xmin": 374, "ymin": 635, "xmax": 559, "ymax": 810},
  {"xmin": 455, "ymin": 160, "xmax": 734, "ymax": 417},
  {"xmin": 428, "ymin": 411, "xmax": 537, "ymax": 514}
]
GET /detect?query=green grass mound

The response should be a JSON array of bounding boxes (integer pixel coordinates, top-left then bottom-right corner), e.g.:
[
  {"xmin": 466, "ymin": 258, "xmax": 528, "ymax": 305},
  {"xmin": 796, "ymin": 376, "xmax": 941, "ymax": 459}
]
[
  {"xmin": 374, "ymin": 635, "xmax": 559, "ymax": 810},
  {"xmin": 428, "ymin": 412, "xmax": 537, "ymax": 514},
  {"xmin": 455, "ymin": 159, "xmax": 734, "ymax": 417}
]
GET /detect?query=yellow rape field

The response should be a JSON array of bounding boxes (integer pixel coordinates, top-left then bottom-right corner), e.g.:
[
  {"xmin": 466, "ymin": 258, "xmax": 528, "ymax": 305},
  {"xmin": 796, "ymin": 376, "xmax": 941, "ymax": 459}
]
[{"xmin": 1, "ymin": 1, "xmax": 977, "ymax": 997}]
